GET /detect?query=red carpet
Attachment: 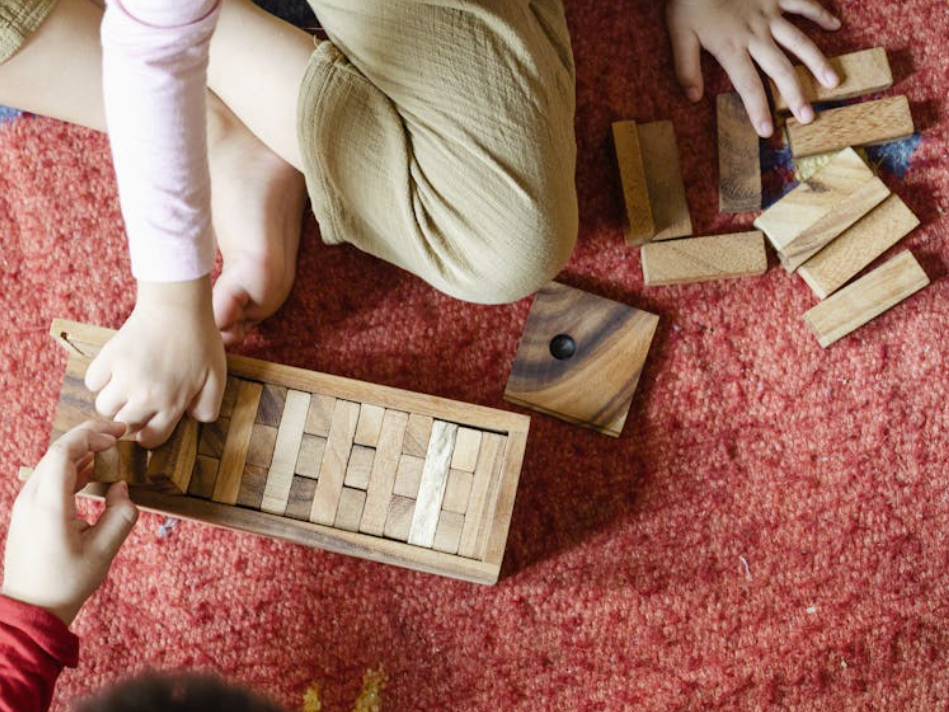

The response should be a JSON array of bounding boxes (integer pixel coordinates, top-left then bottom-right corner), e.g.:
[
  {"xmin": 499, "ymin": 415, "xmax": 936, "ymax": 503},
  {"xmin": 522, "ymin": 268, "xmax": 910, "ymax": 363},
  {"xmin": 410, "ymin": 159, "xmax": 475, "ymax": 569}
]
[{"xmin": 2, "ymin": 1, "xmax": 948, "ymax": 709}]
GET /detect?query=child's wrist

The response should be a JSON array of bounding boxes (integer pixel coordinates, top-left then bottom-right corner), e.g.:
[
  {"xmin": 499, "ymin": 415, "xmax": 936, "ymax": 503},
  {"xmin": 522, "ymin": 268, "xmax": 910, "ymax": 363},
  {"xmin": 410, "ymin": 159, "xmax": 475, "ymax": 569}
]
[
  {"xmin": 0, "ymin": 585, "xmax": 79, "ymax": 627},
  {"xmin": 135, "ymin": 275, "xmax": 213, "ymax": 312}
]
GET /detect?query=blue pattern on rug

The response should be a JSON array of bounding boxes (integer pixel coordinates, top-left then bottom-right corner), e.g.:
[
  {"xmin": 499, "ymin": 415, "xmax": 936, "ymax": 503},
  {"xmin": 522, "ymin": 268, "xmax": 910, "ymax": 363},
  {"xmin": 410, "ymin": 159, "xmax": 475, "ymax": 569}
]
[{"xmin": 0, "ymin": 105, "xmax": 21, "ymax": 123}]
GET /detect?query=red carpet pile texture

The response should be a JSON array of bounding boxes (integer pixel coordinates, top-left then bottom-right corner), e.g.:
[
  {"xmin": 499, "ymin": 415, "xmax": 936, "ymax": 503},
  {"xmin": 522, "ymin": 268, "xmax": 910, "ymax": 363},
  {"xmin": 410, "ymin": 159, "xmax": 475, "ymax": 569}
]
[{"xmin": 1, "ymin": 1, "xmax": 948, "ymax": 709}]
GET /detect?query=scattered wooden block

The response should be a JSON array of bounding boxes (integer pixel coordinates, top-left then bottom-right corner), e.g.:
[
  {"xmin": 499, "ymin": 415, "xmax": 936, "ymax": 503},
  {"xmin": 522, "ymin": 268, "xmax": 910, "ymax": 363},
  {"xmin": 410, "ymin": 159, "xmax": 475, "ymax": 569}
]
[
  {"xmin": 334, "ymin": 487, "xmax": 367, "ymax": 532},
  {"xmin": 353, "ymin": 403, "xmax": 384, "ymax": 447},
  {"xmin": 443, "ymin": 469, "xmax": 473, "ymax": 514},
  {"xmin": 344, "ymin": 445, "xmax": 374, "ymax": 489},
  {"xmin": 802, "ymin": 250, "xmax": 929, "ymax": 347},
  {"xmin": 799, "ymin": 194, "xmax": 920, "ymax": 299},
  {"xmin": 450, "ymin": 428, "xmax": 482, "ymax": 472},
  {"xmin": 787, "ymin": 96, "xmax": 914, "ymax": 157},
  {"xmin": 433, "ymin": 511, "xmax": 465, "ymax": 555},
  {"xmin": 309, "ymin": 400, "xmax": 360, "ymax": 525},
  {"xmin": 212, "ymin": 380, "xmax": 262, "ymax": 505},
  {"xmin": 285, "ymin": 476, "xmax": 318, "ymax": 521},
  {"xmin": 360, "ymin": 409, "xmax": 409, "ymax": 536},
  {"xmin": 771, "ymin": 47, "xmax": 893, "ymax": 113},
  {"xmin": 717, "ymin": 92, "xmax": 761, "ymax": 213},
  {"xmin": 408, "ymin": 421, "xmax": 459, "ymax": 547},
  {"xmin": 641, "ymin": 231, "xmax": 767, "ymax": 286},
  {"xmin": 612, "ymin": 120, "xmax": 655, "ymax": 243},
  {"xmin": 393, "ymin": 454, "xmax": 424, "ymax": 498},
  {"xmin": 261, "ymin": 390, "xmax": 310, "ymax": 515},
  {"xmin": 294, "ymin": 433, "xmax": 326, "ymax": 479},
  {"xmin": 635, "ymin": 120, "xmax": 693, "ymax": 240},
  {"xmin": 383, "ymin": 496, "xmax": 416, "ymax": 542}
]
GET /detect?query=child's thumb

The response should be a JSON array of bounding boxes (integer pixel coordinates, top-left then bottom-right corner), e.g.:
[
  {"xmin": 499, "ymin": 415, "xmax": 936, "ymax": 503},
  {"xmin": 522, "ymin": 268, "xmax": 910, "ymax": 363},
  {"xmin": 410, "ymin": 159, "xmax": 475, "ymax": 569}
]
[{"xmin": 88, "ymin": 482, "xmax": 139, "ymax": 561}]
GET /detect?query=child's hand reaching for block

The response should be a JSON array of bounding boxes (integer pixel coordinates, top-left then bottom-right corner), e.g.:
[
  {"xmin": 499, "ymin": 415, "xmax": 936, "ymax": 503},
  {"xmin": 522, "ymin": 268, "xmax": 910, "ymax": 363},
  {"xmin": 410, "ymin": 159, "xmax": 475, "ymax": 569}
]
[
  {"xmin": 666, "ymin": 0, "xmax": 842, "ymax": 137},
  {"xmin": 2, "ymin": 421, "xmax": 139, "ymax": 626},
  {"xmin": 84, "ymin": 277, "xmax": 227, "ymax": 449}
]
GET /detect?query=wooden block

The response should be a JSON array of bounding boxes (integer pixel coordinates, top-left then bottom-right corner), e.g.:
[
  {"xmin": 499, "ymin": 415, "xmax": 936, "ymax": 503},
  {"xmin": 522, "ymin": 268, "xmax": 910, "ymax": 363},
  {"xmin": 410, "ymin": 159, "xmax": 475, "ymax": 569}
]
[
  {"xmin": 458, "ymin": 434, "xmax": 505, "ymax": 558},
  {"xmin": 212, "ymin": 380, "xmax": 263, "ymax": 505},
  {"xmin": 236, "ymin": 464, "xmax": 268, "ymax": 510},
  {"xmin": 145, "ymin": 417, "xmax": 198, "ymax": 494},
  {"xmin": 504, "ymin": 282, "xmax": 659, "ymax": 437},
  {"xmin": 360, "ymin": 410, "xmax": 409, "ymax": 535},
  {"xmin": 641, "ymin": 231, "xmax": 767, "ymax": 286},
  {"xmin": 772, "ymin": 47, "xmax": 893, "ymax": 113},
  {"xmin": 354, "ymin": 403, "xmax": 384, "ymax": 447},
  {"xmin": 188, "ymin": 456, "xmax": 219, "ymax": 499},
  {"xmin": 246, "ymin": 424, "xmax": 278, "ymax": 468},
  {"xmin": 295, "ymin": 433, "xmax": 327, "ymax": 479},
  {"xmin": 799, "ymin": 194, "xmax": 920, "ymax": 299},
  {"xmin": 383, "ymin": 496, "xmax": 416, "ymax": 542},
  {"xmin": 219, "ymin": 377, "xmax": 239, "ymax": 418},
  {"xmin": 754, "ymin": 148, "xmax": 878, "ymax": 265},
  {"xmin": 612, "ymin": 120, "xmax": 655, "ymax": 244},
  {"xmin": 94, "ymin": 440, "xmax": 146, "ymax": 485},
  {"xmin": 432, "ymin": 511, "xmax": 465, "ymax": 555},
  {"xmin": 450, "ymin": 428, "xmax": 482, "ymax": 472},
  {"xmin": 802, "ymin": 250, "xmax": 929, "ymax": 347},
  {"xmin": 304, "ymin": 394, "xmax": 336, "ymax": 437},
  {"xmin": 309, "ymin": 400, "xmax": 360, "ymax": 525},
  {"xmin": 52, "ymin": 372, "xmax": 101, "ymax": 440},
  {"xmin": 261, "ymin": 390, "xmax": 311, "ymax": 515},
  {"xmin": 787, "ymin": 96, "xmax": 914, "ymax": 158},
  {"xmin": 344, "ymin": 445, "xmax": 374, "ymax": 489},
  {"xmin": 256, "ymin": 384, "xmax": 287, "ymax": 427},
  {"xmin": 198, "ymin": 417, "xmax": 229, "ymax": 459},
  {"xmin": 285, "ymin": 476, "xmax": 318, "ymax": 521},
  {"xmin": 334, "ymin": 487, "xmax": 367, "ymax": 532},
  {"xmin": 394, "ymin": 454, "xmax": 424, "ymax": 498},
  {"xmin": 408, "ymin": 421, "xmax": 459, "ymax": 547},
  {"xmin": 443, "ymin": 469, "xmax": 474, "ymax": 514},
  {"xmin": 637, "ymin": 120, "xmax": 692, "ymax": 240},
  {"xmin": 717, "ymin": 92, "xmax": 761, "ymax": 213},
  {"xmin": 402, "ymin": 414, "xmax": 433, "ymax": 457}
]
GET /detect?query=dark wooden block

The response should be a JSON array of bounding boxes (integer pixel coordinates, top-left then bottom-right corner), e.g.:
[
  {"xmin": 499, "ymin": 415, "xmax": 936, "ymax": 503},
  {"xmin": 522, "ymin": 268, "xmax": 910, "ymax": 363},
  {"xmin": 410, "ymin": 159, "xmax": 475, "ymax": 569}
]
[
  {"xmin": 236, "ymin": 464, "xmax": 268, "ymax": 510},
  {"xmin": 717, "ymin": 92, "xmax": 761, "ymax": 213},
  {"xmin": 285, "ymin": 476, "xmax": 318, "ymax": 521},
  {"xmin": 256, "ymin": 384, "xmax": 287, "ymax": 427}
]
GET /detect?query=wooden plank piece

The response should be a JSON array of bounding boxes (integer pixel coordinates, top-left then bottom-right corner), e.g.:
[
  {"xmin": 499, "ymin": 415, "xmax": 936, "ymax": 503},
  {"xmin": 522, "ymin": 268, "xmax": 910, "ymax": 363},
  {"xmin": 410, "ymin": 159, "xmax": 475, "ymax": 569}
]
[
  {"xmin": 246, "ymin": 424, "xmax": 278, "ymax": 468},
  {"xmin": 353, "ymin": 404, "xmax": 384, "ymax": 447},
  {"xmin": 798, "ymin": 194, "xmax": 920, "ymax": 299},
  {"xmin": 612, "ymin": 120, "xmax": 655, "ymax": 244},
  {"xmin": 334, "ymin": 487, "xmax": 367, "ymax": 532},
  {"xmin": 787, "ymin": 96, "xmax": 914, "ymax": 158},
  {"xmin": 94, "ymin": 440, "xmax": 145, "ymax": 485},
  {"xmin": 295, "ymin": 433, "xmax": 327, "ymax": 479},
  {"xmin": 450, "ymin": 428, "xmax": 482, "ymax": 472},
  {"xmin": 188, "ymin": 456, "xmax": 219, "ymax": 499},
  {"xmin": 402, "ymin": 414, "xmax": 433, "ymax": 457},
  {"xmin": 145, "ymin": 416, "xmax": 199, "ymax": 494},
  {"xmin": 256, "ymin": 384, "xmax": 287, "ymax": 427},
  {"xmin": 433, "ymin": 511, "xmax": 465, "ymax": 555},
  {"xmin": 344, "ymin": 445, "xmax": 375, "ymax": 489},
  {"xmin": 212, "ymin": 380, "xmax": 263, "ymax": 505},
  {"xmin": 198, "ymin": 418, "xmax": 229, "ymax": 459},
  {"xmin": 309, "ymin": 400, "xmax": 360, "ymax": 525},
  {"xmin": 236, "ymin": 464, "xmax": 268, "ymax": 510},
  {"xmin": 443, "ymin": 469, "xmax": 474, "ymax": 514},
  {"xmin": 285, "ymin": 476, "xmax": 318, "ymax": 521},
  {"xmin": 383, "ymin": 496, "xmax": 416, "ymax": 542},
  {"xmin": 717, "ymin": 93, "xmax": 761, "ymax": 213},
  {"xmin": 641, "ymin": 231, "xmax": 767, "ymax": 286},
  {"xmin": 394, "ymin": 454, "xmax": 424, "ymax": 498},
  {"xmin": 408, "ymin": 421, "xmax": 459, "ymax": 547},
  {"xmin": 304, "ymin": 394, "xmax": 336, "ymax": 437},
  {"xmin": 458, "ymin": 433, "xmax": 505, "ymax": 558},
  {"xmin": 360, "ymin": 410, "xmax": 409, "ymax": 535},
  {"xmin": 261, "ymin": 390, "xmax": 311, "ymax": 515},
  {"xmin": 771, "ymin": 47, "xmax": 892, "ymax": 112},
  {"xmin": 637, "ymin": 120, "xmax": 692, "ymax": 240},
  {"xmin": 802, "ymin": 250, "xmax": 929, "ymax": 347}
]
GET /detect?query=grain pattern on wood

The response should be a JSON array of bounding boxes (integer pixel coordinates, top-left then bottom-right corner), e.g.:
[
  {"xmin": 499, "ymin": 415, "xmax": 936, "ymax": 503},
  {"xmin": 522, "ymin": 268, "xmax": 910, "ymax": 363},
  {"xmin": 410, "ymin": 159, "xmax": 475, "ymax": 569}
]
[
  {"xmin": 802, "ymin": 251, "xmax": 929, "ymax": 347},
  {"xmin": 443, "ymin": 469, "xmax": 474, "ymax": 514},
  {"xmin": 285, "ymin": 476, "xmax": 318, "ymax": 521},
  {"xmin": 798, "ymin": 194, "xmax": 920, "ymax": 299},
  {"xmin": 261, "ymin": 390, "xmax": 311, "ymax": 515},
  {"xmin": 236, "ymin": 464, "xmax": 268, "ymax": 510},
  {"xmin": 309, "ymin": 400, "xmax": 360, "ymax": 525},
  {"xmin": 334, "ymin": 487, "xmax": 367, "ymax": 532},
  {"xmin": 52, "ymin": 371, "xmax": 102, "ymax": 440},
  {"xmin": 94, "ymin": 441, "xmax": 146, "ymax": 485},
  {"xmin": 402, "ymin": 414, "xmax": 433, "ymax": 457},
  {"xmin": 483, "ymin": 429, "xmax": 528, "ymax": 567},
  {"xmin": 433, "ymin": 511, "xmax": 465, "ymax": 555},
  {"xmin": 198, "ymin": 418, "xmax": 229, "ymax": 459},
  {"xmin": 458, "ymin": 433, "xmax": 505, "ymax": 558},
  {"xmin": 304, "ymin": 394, "xmax": 337, "ymax": 437},
  {"xmin": 394, "ymin": 454, "xmax": 424, "ymax": 498},
  {"xmin": 450, "ymin": 428, "xmax": 482, "ymax": 472},
  {"xmin": 384, "ymin": 496, "xmax": 416, "ymax": 542},
  {"xmin": 637, "ymin": 120, "xmax": 692, "ymax": 240},
  {"xmin": 246, "ymin": 424, "xmax": 278, "ymax": 468},
  {"xmin": 212, "ymin": 380, "xmax": 262, "ymax": 505},
  {"xmin": 344, "ymin": 445, "xmax": 374, "ymax": 489},
  {"xmin": 504, "ymin": 282, "xmax": 658, "ymax": 437},
  {"xmin": 717, "ymin": 93, "xmax": 761, "ymax": 213},
  {"xmin": 360, "ymin": 410, "xmax": 409, "ymax": 534},
  {"xmin": 787, "ymin": 96, "xmax": 914, "ymax": 157},
  {"xmin": 408, "ymin": 421, "xmax": 459, "ymax": 547},
  {"xmin": 771, "ymin": 47, "xmax": 893, "ymax": 112},
  {"xmin": 256, "ymin": 384, "xmax": 287, "ymax": 427},
  {"xmin": 188, "ymin": 456, "xmax": 219, "ymax": 499},
  {"xmin": 612, "ymin": 120, "xmax": 655, "ymax": 244},
  {"xmin": 641, "ymin": 231, "xmax": 768, "ymax": 286},
  {"xmin": 353, "ymin": 404, "xmax": 384, "ymax": 447},
  {"xmin": 146, "ymin": 417, "xmax": 199, "ymax": 494},
  {"xmin": 295, "ymin": 433, "xmax": 326, "ymax": 479},
  {"xmin": 219, "ymin": 377, "xmax": 238, "ymax": 418}
]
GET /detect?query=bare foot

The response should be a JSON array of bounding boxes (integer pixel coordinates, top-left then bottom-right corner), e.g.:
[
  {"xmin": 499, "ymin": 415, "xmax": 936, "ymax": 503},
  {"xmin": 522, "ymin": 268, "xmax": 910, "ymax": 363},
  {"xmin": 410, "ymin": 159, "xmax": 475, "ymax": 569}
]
[{"xmin": 207, "ymin": 95, "xmax": 307, "ymax": 345}]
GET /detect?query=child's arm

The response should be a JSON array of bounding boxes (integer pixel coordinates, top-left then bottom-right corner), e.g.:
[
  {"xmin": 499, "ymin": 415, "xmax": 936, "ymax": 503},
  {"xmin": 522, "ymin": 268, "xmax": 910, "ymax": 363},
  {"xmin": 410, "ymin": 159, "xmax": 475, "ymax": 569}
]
[
  {"xmin": 666, "ymin": 0, "xmax": 841, "ymax": 138},
  {"xmin": 90, "ymin": 0, "xmax": 225, "ymax": 448},
  {"xmin": 0, "ymin": 421, "xmax": 138, "ymax": 712}
]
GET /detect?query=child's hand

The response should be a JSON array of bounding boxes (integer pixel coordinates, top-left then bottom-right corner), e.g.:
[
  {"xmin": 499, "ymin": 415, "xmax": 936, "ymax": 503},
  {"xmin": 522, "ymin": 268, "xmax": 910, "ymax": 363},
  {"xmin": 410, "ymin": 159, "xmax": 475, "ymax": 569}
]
[
  {"xmin": 2, "ymin": 421, "xmax": 138, "ymax": 626},
  {"xmin": 85, "ymin": 276, "xmax": 226, "ymax": 449},
  {"xmin": 666, "ymin": 0, "xmax": 841, "ymax": 137}
]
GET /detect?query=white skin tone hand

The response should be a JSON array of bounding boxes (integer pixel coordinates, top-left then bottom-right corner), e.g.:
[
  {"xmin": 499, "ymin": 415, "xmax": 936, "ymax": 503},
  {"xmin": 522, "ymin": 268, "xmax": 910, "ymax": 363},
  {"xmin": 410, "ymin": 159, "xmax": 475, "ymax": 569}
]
[
  {"xmin": 666, "ymin": 0, "xmax": 842, "ymax": 137},
  {"xmin": 1, "ymin": 421, "xmax": 138, "ymax": 626},
  {"xmin": 85, "ymin": 276, "xmax": 227, "ymax": 448}
]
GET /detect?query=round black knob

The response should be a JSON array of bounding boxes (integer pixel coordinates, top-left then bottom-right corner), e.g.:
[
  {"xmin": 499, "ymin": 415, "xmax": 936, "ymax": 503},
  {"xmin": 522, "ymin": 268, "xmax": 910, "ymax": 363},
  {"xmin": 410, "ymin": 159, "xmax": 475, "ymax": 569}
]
[{"xmin": 549, "ymin": 333, "xmax": 577, "ymax": 360}]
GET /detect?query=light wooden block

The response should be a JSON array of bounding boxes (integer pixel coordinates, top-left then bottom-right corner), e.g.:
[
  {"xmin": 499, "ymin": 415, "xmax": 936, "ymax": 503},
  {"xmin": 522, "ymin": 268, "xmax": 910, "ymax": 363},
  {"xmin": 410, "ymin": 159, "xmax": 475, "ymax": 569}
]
[
  {"xmin": 246, "ymin": 424, "xmax": 278, "ymax": 468},
  {"xmin": 344, "ymin": 445, "xmax": 374, "ymax": 489},
  {"xmin": 285, "ymin": 476, "xmax": 318, "ymax": 521},
  {"xmin": 334, "ymin": 487, "xmax": 367, "ymax": 532},
  {"xmin": 641, "ymin": 231, "xmax": 767, "ymax": 286},
  {"xmin": 295, "ymin": 433, "xmax": 326, "ymax": 479},
  {"xmin": 771, "ymin": 47, "xmax": 893, "ymax": 113},
  {"xmin": 458, "ymin": 434, "xmax": 506, "ymax": 558},
  {"xmin": 408, "ymin": 421, "xmax": 459, "ymax": 547},
  {"xmin": 402, "ymin": 414, "xmax": 433, "ymax": 457},
  {"xmin": 188, "ymin": 456, "xmax": 219, "ymax": 499},
  {"xmin": 717, "ymin": 92, "xmax": 761, "ymax": 213},
  {"xmin": 212, "ymin": 379, "xmax": 262, "ymax": 505},
  {"xmin": 198, "ymin": 417, "xmax": 229, "ymax": 459},
  {"xmin": 393, "ymin": 454, "xmax": 424, "ymax": 498},
  {"xmin": 256, "ymin": 384, "xmax": 287, "ymax": 427},
  {"xmin": 146, "ymin": 417, "xmax": 199, "ymax": 494},
  {"xmin": 612, "ymin": 120, "xmax": 655, "ymax": 243},
  {"xmin": 802, "ymin": 250, "xmax": 929, "ymax": 347},
  {"xmin": 505, "ymin": 282, "xmax": 658, "ymax": 437},
  {"xmin": 383, "ymin": 496, "xmax": 416, "ymax": 542},
  {"xmin": 309, "ymin": 400, "xmax": 360, "ymax": 525},
  {"xmin": 636, "ymin": 120, "xmax": 693, "ymax": 240},
  {"xmin": 354, "ymin": 403, "xmax": 384, "ymax": 447},
  {"xmin": 237, "ymin": 464, "xmax": 268, "ymax": 510},
  {"xmin": 443, "ymin": 469, "xmax": 474, "ymax": 514},
  {"xmin": 799, "ymin": 194, "xmax": 920, "ymax": 299},
  {"xmin": 360, "ymin": 409, "xmax": 409, "ymax": 535},
  {"xmin": 261, "ymin": 390, "xmax": 310, "ymax": 515},
  {"xmin": 433, "ymin": 511, "xmax": 465, "ymax": 555},
  {"xmin": 304, "ymin": 394, "xmax": 336, "ymax": 437},
  {"xmin": 450, "ymin": 428, "xmax": 482, "ymax": 472},
  {"xmin": 787, "ymin": 96, "xmax": 914, "ymax": 158}
]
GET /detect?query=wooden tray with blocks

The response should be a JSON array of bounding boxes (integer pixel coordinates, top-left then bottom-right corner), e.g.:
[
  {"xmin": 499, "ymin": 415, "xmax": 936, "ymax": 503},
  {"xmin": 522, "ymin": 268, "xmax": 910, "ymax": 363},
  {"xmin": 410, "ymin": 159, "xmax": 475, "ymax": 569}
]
[{"xmin": 29, "ymin": 319, "xmax": 531, "ymax": 585}]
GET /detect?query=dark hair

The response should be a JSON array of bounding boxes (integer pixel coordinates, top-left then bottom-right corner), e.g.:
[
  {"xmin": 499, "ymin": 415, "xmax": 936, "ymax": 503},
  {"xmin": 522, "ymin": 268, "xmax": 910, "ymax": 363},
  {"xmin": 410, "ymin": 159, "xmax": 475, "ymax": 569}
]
[{"xmin": 74, "ymin": 672, "xmax": 286, "ymax": 712}]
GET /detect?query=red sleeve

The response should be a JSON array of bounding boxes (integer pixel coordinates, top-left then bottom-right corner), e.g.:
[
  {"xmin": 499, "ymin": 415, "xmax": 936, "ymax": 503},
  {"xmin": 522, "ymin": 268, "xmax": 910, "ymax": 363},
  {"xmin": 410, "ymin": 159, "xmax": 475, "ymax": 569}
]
[{"xmin": 0, "ymin": 596, "xmax": 79, "ymax": 712}]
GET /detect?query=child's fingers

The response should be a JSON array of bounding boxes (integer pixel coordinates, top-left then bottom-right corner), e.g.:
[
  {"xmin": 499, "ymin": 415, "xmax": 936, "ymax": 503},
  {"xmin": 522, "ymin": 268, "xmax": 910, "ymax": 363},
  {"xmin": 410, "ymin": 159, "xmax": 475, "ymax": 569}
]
[
  {"xmin": 135, "ymin": 410, "xmax": 179, "ymax": 450},
  {"xmin": 716, "ymin": 49, "xmax": 773, "ymax": 137},
  {"xmin": 667, "ymin": 23, "xmax": 704, "ymax": 102},
  {"xmin": 113, "ymin": 402, "xmax": 158, "ymax": 436},
  {"xmin": 84, "ymin": 351, "xmax": 113, "ymax": 393},
  {"xmin": 187, "ymin": 370, "xmax": 224, "ymax": 424},
  {"xmin": 771, "ymin": 18, "xmax": 838, "ymax": 89},
  {"xmin": 94, "ymin": 381, "xmax": 128, "ymax": 420},
  {"xmin": 86, "ymin": 482, "xmax": 139, "ymax": 562},
  {"xmin": 777, "ymin": 0, "xmax": 841, "ymax": 31},
  {"xmin": 749, "ymin": 39, "xmax": 813, "ymax": 123}
]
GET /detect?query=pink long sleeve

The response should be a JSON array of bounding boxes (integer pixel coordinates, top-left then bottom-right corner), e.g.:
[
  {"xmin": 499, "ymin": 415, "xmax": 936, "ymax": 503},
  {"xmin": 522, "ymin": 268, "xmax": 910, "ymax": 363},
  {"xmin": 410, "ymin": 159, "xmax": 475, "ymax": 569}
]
[{"xmin": 101, "ymin": 0, "xmax": 220, "ymax": 283}]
